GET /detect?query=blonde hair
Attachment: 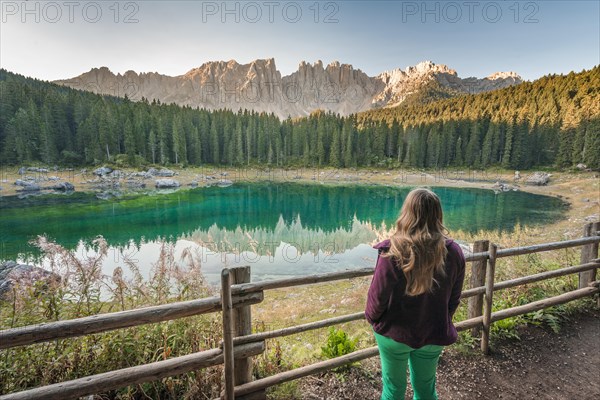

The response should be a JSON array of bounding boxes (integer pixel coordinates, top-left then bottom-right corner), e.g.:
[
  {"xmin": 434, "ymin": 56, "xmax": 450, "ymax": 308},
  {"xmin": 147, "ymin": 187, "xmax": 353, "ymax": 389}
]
[{"xmin": 386, "ymin": 188, "xmax": 448, "ymax": 296}]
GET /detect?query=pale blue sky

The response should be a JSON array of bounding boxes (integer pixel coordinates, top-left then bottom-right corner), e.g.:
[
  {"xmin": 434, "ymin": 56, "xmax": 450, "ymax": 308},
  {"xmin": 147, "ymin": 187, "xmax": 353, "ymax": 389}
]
[{"xmin": 1, "ymin": 0, "xmax": 598, "ymax": 81}]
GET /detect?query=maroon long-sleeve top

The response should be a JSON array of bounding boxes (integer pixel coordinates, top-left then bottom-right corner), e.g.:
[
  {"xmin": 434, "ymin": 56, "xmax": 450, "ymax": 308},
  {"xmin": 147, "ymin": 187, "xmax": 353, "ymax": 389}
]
[{"xmin": 365, "ymin": 238, "xmax": 466, "ymax": 349}]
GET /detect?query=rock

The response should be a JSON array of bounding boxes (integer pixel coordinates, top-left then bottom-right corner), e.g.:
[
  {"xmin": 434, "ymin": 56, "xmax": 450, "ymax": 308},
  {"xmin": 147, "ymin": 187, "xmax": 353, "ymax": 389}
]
[
  {"xmin": 131, "ymin": 171, "xmax": 151, "ymax": 179},
  {"xmin": 0, "ymin": 261, "xmax": 61, "ymax": 298},
  {"xmin": 525, "ymin": 172, "xmax": 550, "ymax": 186},
  {"xmin": 93, "ymin": 166, "xmax": 113, "ymax": 176},
  {"xmin": 126, "ymin": 181, "xmax": 146, "ymax": 189},
  {"xmin": 15, "ymin": 179, "xmax": 32, "ymax": 187},
  {"xmin": 90, "ymin": 180, "xmax": 120, "ymax": 190},
  {"xmin": 155, "ymin": 179, "xmax": 180, "ymax": 189},
  {"xmin": 492, "ymin": 181, "xmax": 513, "ymax": 192},
  {"xmin": 146, "ymin": 167, "xmax": 158, "ymax": 176},
  {"xmin": 514, "ymin": 170, "xmax": 521, "ymax": 180},
  {"xmin": 576, "ymin": 163, "xmax": 587, "ymax": 170},
  {"xmin": 156, "ymin": 168, "xmax": 176, "ymax": 177},
  {"xmin": 189, "ymin": 181, "xmax": 199, "ymax": 188},
  {"xmin": 51, "ymin": 182, "xmax": 75, "ymax": 191},
  {"xmin": 216, "ymin": 179, "xmax": 233, "ymax": 187},
  {"xmin": 27, "ymin": 167, "xmax": 48, "ymax": 173},
  {"xmin": 21, "ymin": 183, "xmax": 41, "ymax": 191},
  {"xmin": 18, "ymin": 167, "xmax": 26, "ymax": 175},
  {"xmin": 109, "ymin": 170, "xmax": 124, "ymax": 179}
]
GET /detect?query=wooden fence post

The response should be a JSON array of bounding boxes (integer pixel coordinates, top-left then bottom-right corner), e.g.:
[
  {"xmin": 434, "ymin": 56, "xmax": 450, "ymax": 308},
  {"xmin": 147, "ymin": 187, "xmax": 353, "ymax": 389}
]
[
  {"xmin": 481, "ymin": 243, "xmax": 497, "ymax": 355},
  {"xmin": 230, "ymin": 266, "xmax": 266, "ymax": 400},
  {"xmin": 468, "ymin": 240, "xmax": 489, "ymax": 336},
  {"xmin": 578, "ymin": 223, "xmax": 599, "ymax": 288},
  {"xmin": 221, "ymin": 269, "xmax": 235, "ymax": 400}
]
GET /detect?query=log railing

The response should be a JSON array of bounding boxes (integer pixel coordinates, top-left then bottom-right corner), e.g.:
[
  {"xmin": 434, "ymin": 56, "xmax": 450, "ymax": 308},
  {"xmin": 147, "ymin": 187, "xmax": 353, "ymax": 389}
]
[{"xmin": 1, "ymin": 222, "xmax": 598, "ymax": 400}]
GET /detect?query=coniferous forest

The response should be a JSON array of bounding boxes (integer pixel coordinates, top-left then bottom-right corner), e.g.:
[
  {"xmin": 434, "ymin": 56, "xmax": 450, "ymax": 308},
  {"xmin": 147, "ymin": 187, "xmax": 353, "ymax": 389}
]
[{"xmin": 0, "ymin": 66, "xmax": 598, "ymax": 170}]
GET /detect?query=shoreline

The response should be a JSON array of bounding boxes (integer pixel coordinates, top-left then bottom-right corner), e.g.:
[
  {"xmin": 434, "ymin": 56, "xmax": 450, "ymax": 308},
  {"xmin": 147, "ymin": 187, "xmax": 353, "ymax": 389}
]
[
  {"xmin": 0, "ymin": 165, "xmax": 574, "ymax": 196},
  {"xmin": 1, "ymin": 166, "xmax": 597, "ymax": 239}
]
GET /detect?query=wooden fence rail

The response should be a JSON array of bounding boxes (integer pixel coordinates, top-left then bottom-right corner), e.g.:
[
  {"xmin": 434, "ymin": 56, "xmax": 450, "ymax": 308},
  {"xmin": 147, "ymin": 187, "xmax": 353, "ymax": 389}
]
[{"xmin": 1, "ymin": 222, "xmax": 598, "ymax": 400}]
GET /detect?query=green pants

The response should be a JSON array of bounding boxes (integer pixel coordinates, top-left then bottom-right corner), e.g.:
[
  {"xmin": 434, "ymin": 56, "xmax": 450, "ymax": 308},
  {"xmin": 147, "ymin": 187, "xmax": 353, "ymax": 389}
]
[{"xmin": 374, "ymin": 331, "xmax": 443, "ymax": 400}]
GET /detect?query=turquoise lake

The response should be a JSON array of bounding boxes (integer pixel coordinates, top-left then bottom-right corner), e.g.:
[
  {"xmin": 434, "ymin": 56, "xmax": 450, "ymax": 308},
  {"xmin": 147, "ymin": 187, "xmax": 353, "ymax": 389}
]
[{"xmin": 0, "ymin": 183, "xmax": 567, "ymax": 284}]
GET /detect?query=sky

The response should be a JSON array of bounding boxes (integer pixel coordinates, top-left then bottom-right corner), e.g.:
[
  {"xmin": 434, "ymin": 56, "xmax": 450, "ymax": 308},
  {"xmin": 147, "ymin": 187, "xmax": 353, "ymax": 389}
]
[{"xmin": 0, "ymin": 0, "xmax": 598, "ymax": 82}]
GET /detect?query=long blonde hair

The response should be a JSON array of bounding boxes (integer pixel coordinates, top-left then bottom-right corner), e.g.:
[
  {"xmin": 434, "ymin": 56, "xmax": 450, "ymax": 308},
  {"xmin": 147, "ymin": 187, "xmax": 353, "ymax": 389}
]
[{"xmin": 386, "ymin": 188, "xmax": 448, "ymax": 296}]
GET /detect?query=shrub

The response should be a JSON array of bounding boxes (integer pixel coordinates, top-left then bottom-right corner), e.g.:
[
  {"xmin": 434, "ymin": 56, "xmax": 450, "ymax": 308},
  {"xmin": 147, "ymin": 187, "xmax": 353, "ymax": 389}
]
[{"xmin": 321, "ymin": 327, "xmax": 358, "ymax": 359}]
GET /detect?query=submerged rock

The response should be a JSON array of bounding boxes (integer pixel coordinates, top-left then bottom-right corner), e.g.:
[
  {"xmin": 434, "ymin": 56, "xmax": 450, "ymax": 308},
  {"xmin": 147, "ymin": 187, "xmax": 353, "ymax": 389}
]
[
  {"xmin": 96, "ymin": 190, "xmax": 122, "ymax": 200},
  {"xmin": 155, "ymin": 179, "xmax": 180, "ymax": 189},
  {"xmin": 0, "ymin": 261, "xmax": 61, "ymax": 298},
  {"xmin": 216, "ymin": 179, "xmax": 233, "ymax": 187}
]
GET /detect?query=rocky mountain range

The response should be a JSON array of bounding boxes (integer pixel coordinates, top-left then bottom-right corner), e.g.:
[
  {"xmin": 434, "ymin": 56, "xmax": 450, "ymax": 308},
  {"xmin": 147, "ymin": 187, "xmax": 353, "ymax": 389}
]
[{"xmin": 55, "ymin": 59, "xmax": 522, "ymax": 119}]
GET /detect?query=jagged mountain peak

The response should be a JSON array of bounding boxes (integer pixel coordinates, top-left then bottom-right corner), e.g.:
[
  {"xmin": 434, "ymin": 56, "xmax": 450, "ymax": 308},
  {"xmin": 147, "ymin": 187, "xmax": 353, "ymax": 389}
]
[
  {"xmin": 56, "ymin": 58, "xmax": 522, "ymax": 118},
  {"xmin": 487, "ymin": 71, "xmax": 522, "ymax": 80}
]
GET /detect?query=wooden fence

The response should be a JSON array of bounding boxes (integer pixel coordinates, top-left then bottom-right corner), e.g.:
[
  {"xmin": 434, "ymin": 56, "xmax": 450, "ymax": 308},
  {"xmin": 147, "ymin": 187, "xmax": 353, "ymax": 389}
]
[{"xmin": 0, "ymin": 222, "xmax": 598, "ymax": 400}]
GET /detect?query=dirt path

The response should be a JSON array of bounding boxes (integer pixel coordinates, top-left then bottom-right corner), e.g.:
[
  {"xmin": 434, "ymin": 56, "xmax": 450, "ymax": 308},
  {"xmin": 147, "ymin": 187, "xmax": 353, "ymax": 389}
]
[{"xmin": 298, "ymin": 308, "xmax": 600, "ymax": 400}]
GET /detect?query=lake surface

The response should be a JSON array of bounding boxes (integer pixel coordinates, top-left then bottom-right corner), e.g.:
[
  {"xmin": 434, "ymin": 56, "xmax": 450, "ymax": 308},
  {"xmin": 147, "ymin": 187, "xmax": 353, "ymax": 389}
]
[{"xmin": 0, "ymin": 183, "xmax": 567, "ymax": 284}]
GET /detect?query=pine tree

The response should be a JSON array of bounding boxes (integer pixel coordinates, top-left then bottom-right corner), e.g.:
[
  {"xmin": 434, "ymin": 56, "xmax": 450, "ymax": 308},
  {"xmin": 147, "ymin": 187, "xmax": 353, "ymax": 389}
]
[
  {"xmin": 583, "ymin": 116, "xmax": 600, "ymax": 169},
  {"xmin": 210, "ymin": 118, "xmax": 220, "ymax": 164},
  {"xmin": 329, "ymin": 123, "xmax": 341, "ymax": 167},
  {"xmin": 124, "ymin": 118, "xmax": 136, "ymax": 164}
]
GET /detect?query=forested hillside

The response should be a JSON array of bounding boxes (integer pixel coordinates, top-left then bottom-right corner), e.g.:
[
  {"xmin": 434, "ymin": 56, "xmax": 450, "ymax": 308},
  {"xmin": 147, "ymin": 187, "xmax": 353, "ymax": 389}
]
[
  {"xmin": 359, "ymin": 67, "xmax": 600, "ymax": 169},
  {"xmin": 0, "ymin": 67, "xmax": 598, "ymax": 169}
]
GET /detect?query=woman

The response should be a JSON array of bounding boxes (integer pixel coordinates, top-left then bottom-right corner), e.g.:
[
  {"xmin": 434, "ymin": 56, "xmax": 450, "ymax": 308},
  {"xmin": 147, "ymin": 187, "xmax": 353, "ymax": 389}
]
[{"xmin": 365, "ymin": 188, "xmax": 465, "ymax": 400}]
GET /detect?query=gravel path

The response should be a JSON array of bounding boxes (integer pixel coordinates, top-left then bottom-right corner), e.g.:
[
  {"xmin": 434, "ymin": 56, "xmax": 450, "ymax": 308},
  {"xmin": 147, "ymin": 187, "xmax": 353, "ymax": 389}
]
[{"xmin": 298, "ymin": 308, "xmax": 600, "ymax": 400}]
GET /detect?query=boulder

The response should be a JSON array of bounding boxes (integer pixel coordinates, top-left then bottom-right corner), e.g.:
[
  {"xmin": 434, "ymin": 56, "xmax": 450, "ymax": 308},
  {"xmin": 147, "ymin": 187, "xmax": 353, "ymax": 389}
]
[
  {"xmin": 93, "ymin": 166, "xmax": 113, "ymax": 176},
  {"xmin": 526, "ymin": 172, "xmax": 550, "ymax": 186},
  {"xmin": 51, "ymin": 182, "xmax": 75, "ymax": 191},
  {"xmin": 18, "ymin": 167, "xmax": 26, "ymax": 175},
  {"xmin": 156, "ymin": 168, "xmax": 176, "ymax": 177},
  {"xmin": 15, "ymin": 179, "xmax": 33, "ymax": 187},
  {"xmin": 146, "ymin": 167, "xmax": 159, "ymax": 176},
  {"xmin": 0, "ymin": 261, "xmax": 61, "ymax": 298},
  {"xmin": 27, "ymin": 167, "xmax": 48, "ymax": 173},
  {"xmin": 155, "ymin": 179, "xmax": 180, "ymax": 189},
  {"xmin": 576, "ymin": 163, "xmax": 587, "ymax": 170}
]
